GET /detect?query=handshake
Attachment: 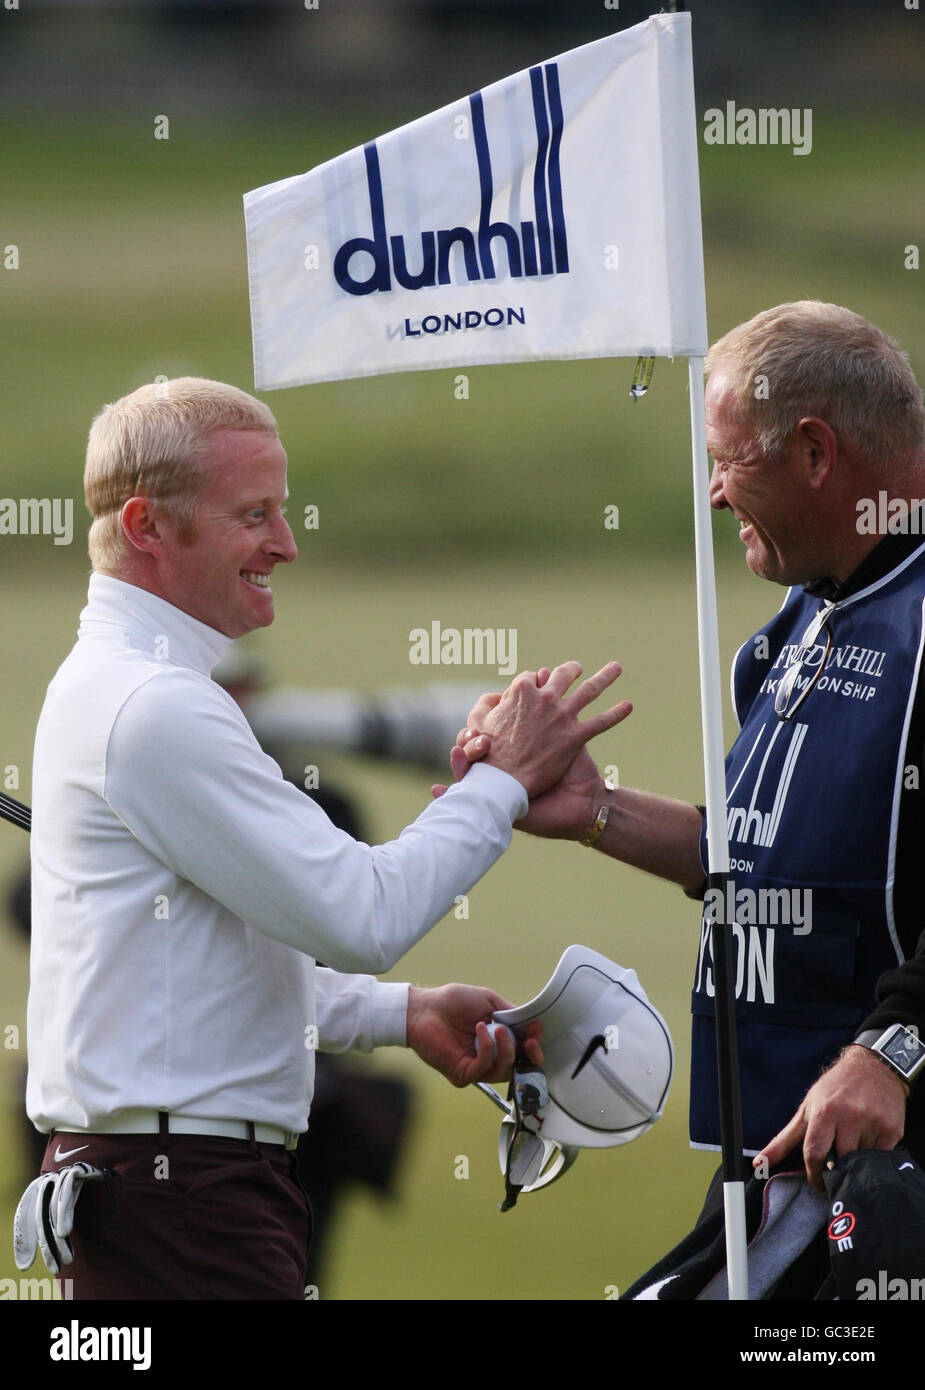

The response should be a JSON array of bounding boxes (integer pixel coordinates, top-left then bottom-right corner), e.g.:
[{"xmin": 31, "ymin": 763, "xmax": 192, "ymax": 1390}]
[{"xmin": 431, "ymin": 659, "xmax": 632, "ymax": 842}]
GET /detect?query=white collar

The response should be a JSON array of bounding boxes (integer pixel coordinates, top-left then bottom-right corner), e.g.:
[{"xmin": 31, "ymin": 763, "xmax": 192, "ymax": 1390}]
[{"xmin": 80, "ymin": 573, "xmax": 233, "ymax": 675}]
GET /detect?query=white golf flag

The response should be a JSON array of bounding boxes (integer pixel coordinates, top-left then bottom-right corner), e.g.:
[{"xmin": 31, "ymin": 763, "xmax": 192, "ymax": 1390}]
[{"xmin": 244, "ymin": 12, "xmax": 707, "ymax": 390}]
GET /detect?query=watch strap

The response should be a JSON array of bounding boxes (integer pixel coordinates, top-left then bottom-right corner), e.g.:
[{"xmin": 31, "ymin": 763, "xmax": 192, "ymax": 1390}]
[{"xmin": 854, "ymin": 1024, "xmax": 925, "ymax": 1088}]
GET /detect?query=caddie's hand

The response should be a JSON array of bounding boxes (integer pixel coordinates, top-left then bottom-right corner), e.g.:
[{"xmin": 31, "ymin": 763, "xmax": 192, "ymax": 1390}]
[
  {"xmin": 753, "ymin": 1045, "xmax": 908, "ymax": 1191},
  {"xmin": 406, "ymin": 984, "xmax": 542, "ymax": 1088},
  {"xmin": 467, "ymin": 660, "xmax": 629, "ymax": 800},
  {"xmin": 431, "ymin": 669, "xmax": 555, "ymax": 798},
  {"xmin": 515, "ymin": 744, "xmax": 611, "ymax": 840}
]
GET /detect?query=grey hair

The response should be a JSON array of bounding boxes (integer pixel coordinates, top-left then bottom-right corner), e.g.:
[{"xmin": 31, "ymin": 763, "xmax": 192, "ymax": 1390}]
[{"xmin": 704, "ymin": 301, "xmax": 924, "ymax": 474}]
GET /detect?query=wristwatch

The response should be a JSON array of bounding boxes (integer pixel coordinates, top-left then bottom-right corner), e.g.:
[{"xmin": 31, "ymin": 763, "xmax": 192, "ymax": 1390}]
[{"xmin": 854, "ymin": 1024, "xmax": 925, "ymax": 1088}]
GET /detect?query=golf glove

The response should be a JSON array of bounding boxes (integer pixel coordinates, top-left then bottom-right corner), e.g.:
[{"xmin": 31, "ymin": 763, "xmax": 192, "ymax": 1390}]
[{"xmin": 13, "ymin": 1162, "xmax": 104, "ymax": 1274}]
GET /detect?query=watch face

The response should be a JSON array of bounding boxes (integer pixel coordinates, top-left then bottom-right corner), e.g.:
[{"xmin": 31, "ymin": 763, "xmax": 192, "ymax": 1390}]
[{"xmin": 882, "ymin": 1028, "xmax": 925, "ymax": 1076}]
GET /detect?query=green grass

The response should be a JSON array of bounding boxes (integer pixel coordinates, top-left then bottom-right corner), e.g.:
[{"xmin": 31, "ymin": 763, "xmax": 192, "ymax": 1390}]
[{"xmin": 1, "ymin": 112, "xmax": 922, "ymax": 565}]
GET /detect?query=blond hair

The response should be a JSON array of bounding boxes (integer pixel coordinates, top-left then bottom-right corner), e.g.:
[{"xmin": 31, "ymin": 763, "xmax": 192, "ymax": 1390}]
[
  {"xmin": 705, "ymin": 301, "xmax": 924, "ymax": 473},
  {"xmin": 84, "ymin": 377, "xmax": 279, "ymax": 573}
]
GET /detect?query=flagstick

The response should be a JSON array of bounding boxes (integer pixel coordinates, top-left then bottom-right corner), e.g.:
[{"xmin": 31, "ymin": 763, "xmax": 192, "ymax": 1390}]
[{"xmin": 688, "ymin": 356, "xmax": 748, "ymax": 1300}]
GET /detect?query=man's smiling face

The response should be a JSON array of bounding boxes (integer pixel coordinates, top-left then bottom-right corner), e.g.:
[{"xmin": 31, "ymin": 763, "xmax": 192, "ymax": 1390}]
[
  {"xmin": 153, "ymin": 427, "xmax": 298, "ymax": 637},
  {"xmin": 706, "ymin": 370, "xmax": 817, "ymax": 587}
]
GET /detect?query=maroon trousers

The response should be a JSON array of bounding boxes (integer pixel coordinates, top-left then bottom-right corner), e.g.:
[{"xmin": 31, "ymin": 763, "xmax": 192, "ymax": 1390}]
[{"xmin": 42, "ymin": 1125, "xmax": 312, "ymax": 1300}]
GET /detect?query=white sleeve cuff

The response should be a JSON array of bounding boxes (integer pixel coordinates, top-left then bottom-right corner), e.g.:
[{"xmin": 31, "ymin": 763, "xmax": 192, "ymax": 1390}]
[
  {"xmin": 371, "ymin": 981, "xmax": 412, "ymax": 1048},
  {"xmin": 315, "ymin": 971, "xmax": 410, "ymax": 1052},
  {"xmin": 441, "ymin": 761, "xmax": 528, "ymax": 822}
]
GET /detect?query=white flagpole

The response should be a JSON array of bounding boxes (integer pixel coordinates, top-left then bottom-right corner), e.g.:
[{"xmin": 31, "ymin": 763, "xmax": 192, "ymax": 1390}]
[{"xmin": 688, "ymin": 356, "xmax": 749, "ymax": 1300}]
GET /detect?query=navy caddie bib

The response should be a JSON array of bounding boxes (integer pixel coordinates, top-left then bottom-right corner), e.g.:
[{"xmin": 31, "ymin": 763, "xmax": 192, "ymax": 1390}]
[{"xmin": 690, "ymin": 541, "xmax": 925, "ymax": 1153}]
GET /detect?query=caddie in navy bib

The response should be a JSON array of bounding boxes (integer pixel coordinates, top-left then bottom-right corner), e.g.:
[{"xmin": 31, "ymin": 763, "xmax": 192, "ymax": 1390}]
[{"xmin": 691, "ymin": 541, "xmax": 925, "ymax": 1153}]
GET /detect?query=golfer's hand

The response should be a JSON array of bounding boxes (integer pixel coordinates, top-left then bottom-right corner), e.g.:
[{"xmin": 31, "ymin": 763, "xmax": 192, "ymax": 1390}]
[
  {"xmin": 431, "ymin": 661, "xmax": 631, "ymax": 803},
  {"xmin": 433, "ymin": 670, "xmax": 555, "ymax": 794},
  {"xmin": 754, "ymin": 1045, "xmax": 909, "ymax": 1190},
  {"xmin": 406, "ymin": 985, "xmax": 542, "ymax": 1088},
  {"xmin": 430, "ymin": 684, "xmax": 510, "ymax": 798}
]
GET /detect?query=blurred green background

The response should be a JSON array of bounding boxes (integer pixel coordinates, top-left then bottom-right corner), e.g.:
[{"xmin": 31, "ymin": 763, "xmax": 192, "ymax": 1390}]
[{"xmin": 1, "ymin": 0, "xmax": 923, "ymax": 1302}]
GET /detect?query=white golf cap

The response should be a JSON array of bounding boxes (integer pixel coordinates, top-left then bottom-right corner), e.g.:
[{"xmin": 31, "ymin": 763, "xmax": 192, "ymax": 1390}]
[{"xmin": 492, "ymin": 944, "xmax": 674, "ymax": 1150}]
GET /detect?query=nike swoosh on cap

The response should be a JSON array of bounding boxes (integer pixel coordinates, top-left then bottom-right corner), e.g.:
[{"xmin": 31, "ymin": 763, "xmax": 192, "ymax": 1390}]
[
  {"xmin": 571, "ymin": 1034, "xmax": 607, "ymax": 1079},
  {"xmin": 54, "ymin": 1143, "xmax": 89, "ymax": 1161}
]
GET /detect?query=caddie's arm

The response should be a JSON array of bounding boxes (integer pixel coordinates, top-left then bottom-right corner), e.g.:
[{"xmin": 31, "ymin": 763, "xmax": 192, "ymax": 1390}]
[{"xmin": 513, "ymin": 747, "xmax": 705, "ymax": 891}]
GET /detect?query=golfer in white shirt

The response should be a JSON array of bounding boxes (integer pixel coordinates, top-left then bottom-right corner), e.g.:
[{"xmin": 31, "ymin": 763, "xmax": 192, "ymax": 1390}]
[{"xmin": 25, "ymin": 377, "xmax": 629, "ymax": 1298}]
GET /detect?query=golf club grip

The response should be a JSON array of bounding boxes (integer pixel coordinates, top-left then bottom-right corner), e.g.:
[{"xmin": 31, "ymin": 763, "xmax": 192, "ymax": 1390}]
[{"xmin": 0, "ymin": 791, "xmax": 31, "ymax": 834}]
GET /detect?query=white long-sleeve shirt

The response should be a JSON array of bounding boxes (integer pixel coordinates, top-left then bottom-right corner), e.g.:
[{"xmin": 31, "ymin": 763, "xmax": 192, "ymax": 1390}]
[{"xmin": 27, "ymin": 574, "xmax": 527, "ymax": 1133}]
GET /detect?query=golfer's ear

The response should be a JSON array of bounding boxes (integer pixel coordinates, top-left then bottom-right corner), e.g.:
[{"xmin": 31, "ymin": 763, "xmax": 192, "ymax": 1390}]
[{"xmin": 121, "ymin": 497, "xmax": 168, "ymax": 556}]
